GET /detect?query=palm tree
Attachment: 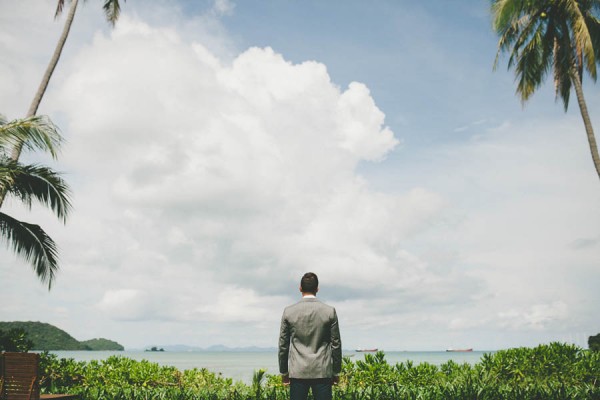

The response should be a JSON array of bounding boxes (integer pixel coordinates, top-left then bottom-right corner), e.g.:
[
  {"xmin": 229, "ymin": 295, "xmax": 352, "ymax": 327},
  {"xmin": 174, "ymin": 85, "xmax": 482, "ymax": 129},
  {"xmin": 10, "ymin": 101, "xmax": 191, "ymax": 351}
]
[
  {"xmin": 10, "ymin": 0, "xmax": 125, "ymax": 162},
  {"xmin": 492, "ymin": 0, "xmax": 600, "ymax": 181},
  {"xmin": 0, "ymin": 0, "xmax": 125, "ymax": 207},
  {"xmin": 0, "ymin": 115, "xmax": 72, "ymax": 289}
]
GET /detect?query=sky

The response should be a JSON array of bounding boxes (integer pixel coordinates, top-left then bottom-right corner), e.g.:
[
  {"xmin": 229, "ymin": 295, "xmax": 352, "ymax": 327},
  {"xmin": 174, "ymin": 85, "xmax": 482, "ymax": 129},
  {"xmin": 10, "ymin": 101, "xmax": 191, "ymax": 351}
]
[{"xmin": 1, "ymin": 0, "xmax": 599, "ymax": 352}]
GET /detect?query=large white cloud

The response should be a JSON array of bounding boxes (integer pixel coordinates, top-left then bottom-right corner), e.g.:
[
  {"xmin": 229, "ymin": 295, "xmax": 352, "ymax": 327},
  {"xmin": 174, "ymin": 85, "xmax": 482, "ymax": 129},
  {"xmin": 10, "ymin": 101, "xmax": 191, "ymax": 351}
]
[{"xmin": 0, "ymin": 14, "xmax": 452, "ymax": 347}]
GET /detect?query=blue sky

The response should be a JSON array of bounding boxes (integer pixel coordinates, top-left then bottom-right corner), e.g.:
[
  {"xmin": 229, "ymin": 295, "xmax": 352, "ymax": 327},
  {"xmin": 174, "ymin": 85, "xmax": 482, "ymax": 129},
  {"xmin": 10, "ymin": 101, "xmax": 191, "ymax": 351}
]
[
  {"xmin": 211, "ymin": 1, "xmax": 509, "ymax": 144},
  {"xmin": 1, "ymin": 0, "xmax": 599, "ymax": 353}
]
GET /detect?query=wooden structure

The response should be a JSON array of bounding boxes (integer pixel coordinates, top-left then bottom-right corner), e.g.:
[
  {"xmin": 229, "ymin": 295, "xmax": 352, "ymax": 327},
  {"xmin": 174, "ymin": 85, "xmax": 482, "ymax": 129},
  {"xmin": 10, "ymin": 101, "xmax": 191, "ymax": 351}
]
[{"xmin": 0, "ymin": 352, "xmax": 77, "ymax": 400}]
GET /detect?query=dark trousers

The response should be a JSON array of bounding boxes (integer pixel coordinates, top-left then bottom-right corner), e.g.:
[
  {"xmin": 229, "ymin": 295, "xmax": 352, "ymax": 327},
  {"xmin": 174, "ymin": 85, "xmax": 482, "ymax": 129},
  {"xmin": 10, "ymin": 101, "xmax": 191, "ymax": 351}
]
[{"xmin": 290, "ymin": 378, "xmax": 332, "ymax": 400}]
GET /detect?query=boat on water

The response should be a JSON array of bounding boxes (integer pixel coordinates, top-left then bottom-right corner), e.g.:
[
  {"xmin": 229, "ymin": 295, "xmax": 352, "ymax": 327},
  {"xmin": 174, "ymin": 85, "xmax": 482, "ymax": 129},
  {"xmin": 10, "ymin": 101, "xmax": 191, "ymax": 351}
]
[
  {"xmin": 355, "ymin": 348, "xmax": 378, "ymax": 352},
  {"xmin": 446, "ymin": 348, "xmax": 473, "ymax": 352}
]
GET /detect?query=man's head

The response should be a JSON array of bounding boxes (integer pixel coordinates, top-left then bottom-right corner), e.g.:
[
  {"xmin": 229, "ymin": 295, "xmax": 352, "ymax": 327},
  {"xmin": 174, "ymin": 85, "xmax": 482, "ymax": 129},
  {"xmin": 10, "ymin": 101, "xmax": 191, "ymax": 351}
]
[{"xmin": 300, "ymin": 272, "xmax": 319, "ymax": 295}]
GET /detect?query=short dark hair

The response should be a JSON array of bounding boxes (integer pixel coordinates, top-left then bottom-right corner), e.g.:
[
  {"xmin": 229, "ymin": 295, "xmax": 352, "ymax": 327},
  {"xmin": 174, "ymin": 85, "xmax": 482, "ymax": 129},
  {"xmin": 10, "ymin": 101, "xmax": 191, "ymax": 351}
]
[{"xmin": 300, "ymin": 272, "xmax": 319, "ymax": 294}]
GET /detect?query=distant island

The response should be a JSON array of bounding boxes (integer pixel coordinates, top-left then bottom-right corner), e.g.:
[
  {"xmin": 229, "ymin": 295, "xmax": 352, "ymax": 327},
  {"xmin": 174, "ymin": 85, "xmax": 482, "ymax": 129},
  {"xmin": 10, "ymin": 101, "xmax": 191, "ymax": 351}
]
[
  {"xmin": 140, "ymin": 344, "xmax": 276, "ymax": 352},
  {"xmin": 0, "ymin": 321, "xmax": 124, "ymax": 351}
]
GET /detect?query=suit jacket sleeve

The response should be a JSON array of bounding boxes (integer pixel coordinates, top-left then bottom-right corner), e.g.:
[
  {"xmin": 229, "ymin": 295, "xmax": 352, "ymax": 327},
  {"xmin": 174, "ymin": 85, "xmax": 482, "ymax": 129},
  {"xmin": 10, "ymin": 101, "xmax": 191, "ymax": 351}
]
[
  {"xmin": 278, "ymin": 310, "xmax": 290, "ymax": 374},
  {"xmin": 331, "ymin": 307, "xmax": 342, "ymax": 375}
]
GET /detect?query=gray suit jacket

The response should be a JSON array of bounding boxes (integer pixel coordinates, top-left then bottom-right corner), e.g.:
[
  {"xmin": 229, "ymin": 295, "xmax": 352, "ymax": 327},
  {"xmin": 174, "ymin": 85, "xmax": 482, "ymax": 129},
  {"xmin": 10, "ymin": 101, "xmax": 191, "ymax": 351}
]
[{"xmin": 278, "ymin": 298, "xmax": 342, "ymax": 379}]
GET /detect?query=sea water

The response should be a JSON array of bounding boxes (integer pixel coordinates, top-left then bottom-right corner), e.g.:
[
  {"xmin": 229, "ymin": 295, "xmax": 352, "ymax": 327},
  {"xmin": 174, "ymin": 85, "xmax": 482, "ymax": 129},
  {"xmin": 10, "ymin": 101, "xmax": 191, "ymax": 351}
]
[{"xmin": 48, "ymin": 350, "xmax": 492, "ymax": 384}]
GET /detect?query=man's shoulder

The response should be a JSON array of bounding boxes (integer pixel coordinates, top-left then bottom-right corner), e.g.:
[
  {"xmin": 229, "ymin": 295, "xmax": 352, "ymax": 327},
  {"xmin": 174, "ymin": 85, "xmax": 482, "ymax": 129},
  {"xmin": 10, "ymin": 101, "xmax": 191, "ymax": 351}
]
[{"xmin": 284, "ymin": 299, "xmax": 336, "ymax": 312}]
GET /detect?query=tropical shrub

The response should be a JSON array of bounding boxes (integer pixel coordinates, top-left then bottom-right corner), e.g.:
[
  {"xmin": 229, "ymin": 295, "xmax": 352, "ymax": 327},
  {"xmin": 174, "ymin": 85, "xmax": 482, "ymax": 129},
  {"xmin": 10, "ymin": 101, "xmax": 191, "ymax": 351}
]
[
  {"xmin": 38, "ymin": 342, "xmax": 600, "ymax": 400},
  {"xmin": 590, "ymin": 333, "xmax": 600, "ymax": 352},
  {"xmin": 0, "ymin": 328, "xmax": 33, "ymax": 352}
]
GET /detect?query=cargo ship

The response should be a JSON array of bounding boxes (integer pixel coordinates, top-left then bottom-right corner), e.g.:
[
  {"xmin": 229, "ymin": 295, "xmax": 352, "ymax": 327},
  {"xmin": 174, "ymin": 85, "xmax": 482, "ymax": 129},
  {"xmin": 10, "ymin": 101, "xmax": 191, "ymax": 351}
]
[
  {"xmin": 355, "ymin": 348, "xmax": 378, "ymax": 352},
  {"xmin": 446, "ymin": 348, "xmax": 473, "ymax": 352}
]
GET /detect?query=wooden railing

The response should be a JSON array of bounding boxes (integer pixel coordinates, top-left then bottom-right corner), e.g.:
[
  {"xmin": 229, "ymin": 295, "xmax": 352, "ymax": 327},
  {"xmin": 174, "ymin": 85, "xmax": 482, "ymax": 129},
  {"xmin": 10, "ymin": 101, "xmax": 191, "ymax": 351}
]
[{"xmin": 0, "ymin": 353, "xmax": 77, "ymax": 400}]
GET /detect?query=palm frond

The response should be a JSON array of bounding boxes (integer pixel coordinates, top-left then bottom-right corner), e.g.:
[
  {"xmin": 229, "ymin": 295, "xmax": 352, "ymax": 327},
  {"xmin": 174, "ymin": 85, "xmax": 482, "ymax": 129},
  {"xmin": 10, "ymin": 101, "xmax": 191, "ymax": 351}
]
[
  {"xmin": 0, "ymin": 115, "xmax": 63, "ymax": 159},
  {"xmin": 515, "ymin": 26, "xmax": 548, "ymax": 102},
  {"xmin": 584, "ymin": 14, "xmax": 600, "ymax": 75},
  {"xmin": 54, "ymin": 0, "xmax": 67, "ymax": 19},
  {"xmin": 565, "ymin": 0, "xmax": 597, "ymax": 78},
  {"xmin": 0, "ymin": 160, "xmax": 72, "ymax": 223},
  {"xmin": 104, "ymin": 0, "xmax": 124, "ymax": 26},
  {"xmin": 508, "ymin": 13, "xmax": 545, "ymax": 70},
  {"xmin": 553, "ymin": 36, "xmax": 573, "ymax": 110},
  {"xmin": 0, "ymin": 212, "xmax": 59, "ymax": 289},
  {"xmin": 492, "ymin": 0, "xmax": 524, "ymax": 33},
  {"xmin": 494, "ymin": 15, "xmax": 527, "ymax": 70},
  {"xmin": 493, "ymin": 1, "xmax": 547, "ymax": 71}
]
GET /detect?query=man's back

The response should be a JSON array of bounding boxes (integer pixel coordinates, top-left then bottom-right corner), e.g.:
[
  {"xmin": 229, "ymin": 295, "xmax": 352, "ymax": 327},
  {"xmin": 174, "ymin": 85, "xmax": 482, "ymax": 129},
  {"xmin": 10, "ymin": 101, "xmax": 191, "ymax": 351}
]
[
  {"xmin": 279, "ymin": 298, "xmax": 342, "ymax": 379},
  {"xmin": 279, "ymin": 272, "xmax": 342, "ymax": 400}
]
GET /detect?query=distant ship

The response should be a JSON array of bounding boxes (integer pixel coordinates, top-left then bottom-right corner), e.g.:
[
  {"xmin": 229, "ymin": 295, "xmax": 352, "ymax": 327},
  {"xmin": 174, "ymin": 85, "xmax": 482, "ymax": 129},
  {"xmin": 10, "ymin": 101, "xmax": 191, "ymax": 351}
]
[
  {"xmin": 355, "ymin": 348, "xmax": 378, "ymax": 352},
  {"xmin": 446, "ymin": 348, "xmax": 473, "ymax": 352}
]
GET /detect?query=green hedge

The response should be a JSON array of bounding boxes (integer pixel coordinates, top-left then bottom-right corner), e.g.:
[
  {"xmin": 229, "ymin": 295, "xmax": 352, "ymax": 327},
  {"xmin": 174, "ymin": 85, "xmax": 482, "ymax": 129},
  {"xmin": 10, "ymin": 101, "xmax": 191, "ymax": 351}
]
[{"xmin": 39, "ymin": 342, "xmax": 600, "ymax": 400}]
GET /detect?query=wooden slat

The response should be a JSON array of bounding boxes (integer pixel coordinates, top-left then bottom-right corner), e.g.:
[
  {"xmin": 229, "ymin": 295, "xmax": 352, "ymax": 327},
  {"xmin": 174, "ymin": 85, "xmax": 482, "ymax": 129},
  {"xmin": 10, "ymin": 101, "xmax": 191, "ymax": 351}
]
[{"xmin": 1, "ymin": 353, "xmax": 40, "ymax": 400}]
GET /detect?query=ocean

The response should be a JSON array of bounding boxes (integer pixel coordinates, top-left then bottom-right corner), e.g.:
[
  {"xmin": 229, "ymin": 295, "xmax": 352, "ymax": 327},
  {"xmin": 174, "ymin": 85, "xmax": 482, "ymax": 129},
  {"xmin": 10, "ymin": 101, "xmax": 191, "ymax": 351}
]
[{"xmin": 48, "ymin": 350, "xmax": 492, "ymax": 384}]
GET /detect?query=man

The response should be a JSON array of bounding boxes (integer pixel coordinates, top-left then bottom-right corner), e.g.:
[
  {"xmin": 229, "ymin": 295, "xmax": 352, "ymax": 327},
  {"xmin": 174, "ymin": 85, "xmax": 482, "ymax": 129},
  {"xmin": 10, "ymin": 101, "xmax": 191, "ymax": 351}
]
[{"xmin": 278, "ymin": 272, "xmax": 342, "ymax": 400}]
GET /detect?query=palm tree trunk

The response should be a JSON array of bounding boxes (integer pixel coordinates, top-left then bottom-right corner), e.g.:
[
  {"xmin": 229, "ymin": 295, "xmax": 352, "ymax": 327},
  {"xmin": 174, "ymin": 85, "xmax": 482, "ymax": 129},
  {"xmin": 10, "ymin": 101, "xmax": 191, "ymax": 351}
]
[
  {"xmin": 571, "ymin": 66, "xmax": 600, "ymax": 181},
  {"xmin": 10, "ymin": 0, "xmax": 79, "ymax": 162}
]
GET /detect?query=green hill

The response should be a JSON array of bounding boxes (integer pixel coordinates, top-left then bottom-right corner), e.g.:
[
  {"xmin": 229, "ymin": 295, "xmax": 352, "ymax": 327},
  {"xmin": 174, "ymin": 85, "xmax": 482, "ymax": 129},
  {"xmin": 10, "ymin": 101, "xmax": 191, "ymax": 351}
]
[
  {"xmin": 0, "ymin": 321, "xmax": 124, "ymax": 351},
  {"xmin": 80, "ymin": 338, "xmax": 124, "ymax": 351}
]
